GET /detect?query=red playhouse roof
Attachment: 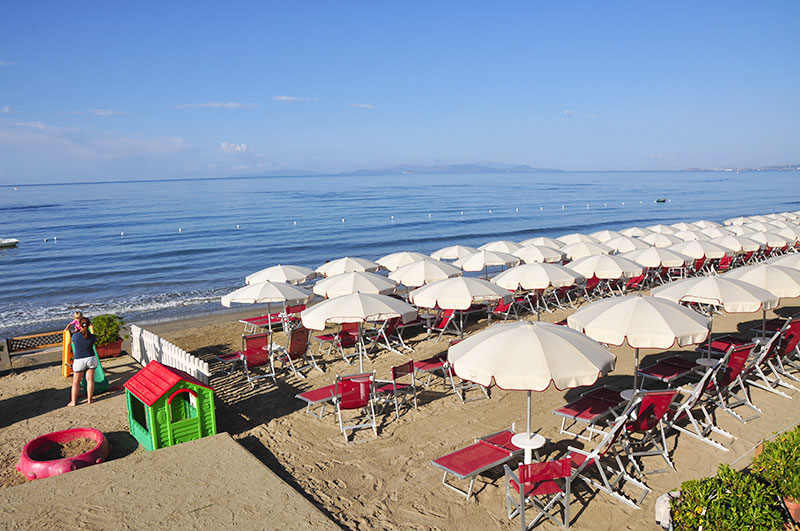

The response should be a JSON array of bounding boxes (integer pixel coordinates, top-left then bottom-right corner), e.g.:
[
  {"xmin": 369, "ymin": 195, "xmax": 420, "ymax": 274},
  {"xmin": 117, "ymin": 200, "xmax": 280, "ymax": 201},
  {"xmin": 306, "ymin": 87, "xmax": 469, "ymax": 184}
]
[{"xmin": 123, "ymin": 361, "xmax": 213, "ymax": 406}]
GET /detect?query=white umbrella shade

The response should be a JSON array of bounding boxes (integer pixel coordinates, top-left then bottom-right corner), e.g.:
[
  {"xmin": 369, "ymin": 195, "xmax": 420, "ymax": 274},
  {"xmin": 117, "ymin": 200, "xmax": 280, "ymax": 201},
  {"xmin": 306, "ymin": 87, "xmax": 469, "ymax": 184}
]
[
  {"xmin": 748, "ymin": 215, "xmax": 770, "ymax": 223},
  {"xmin": 667, "ymin": 241, "xmax": 733, "ymax": 260},
  {"xmin": 646, "ymin": 224, "xmax": 678, "ymax": 235},
  {"xmin": 453, "ymin": 250, "xmax": 520, "ymax": 272},
  {"xmin": 742, "ymin": 222, "xmax": 779, "ymax": 233},
  {"xmin": 603, "ymin": 236, "xmax": 651, "ymax": 254},
  {"xmin": 478, "ymin": 240, "xmax": 523, "ymax": 253},
  {"xmin": 245, "ymin": 264, "xmax": 317, "ymax": 285},
  {"xmin": 745, "ymin": 231, "xmax": 791, "ymax": 249},
  {"xmin": 388, "ymin": 259, "xmax": 462, "ymax": 287},
  {"xmin": 775, "ymin": 226, "xmax": 800, "ymax": 244},
  {"xmin": 312, "ymin": 271, "xmax": 396, "ymax": 298},
  {"xmin": 692, "ymin": 220, "xmax": 722, "ymax": 229},
  {"xmin": 448, "ymin": 321, "xmax": 616, "ymax": 390},
  {"xmin": 671, "ymin": 222, "xmax": 696, "ymax": 231},
  {"xmin": 519, "ymin": 236, "xmax": 563, "ymax": 248},
  {"xmin": 409, "ymin": 277, "xmax": 513, "ymax": 310},
  {"xmin": 567, "ymin": 254, "xmax": 643, "ymax": 280},
  {"xmin": 589, "ymin": 229, "xmax": 624, "ymax": 243},
  {"xmin": 619, "ymin": 226, "xmax": 654, "ymax": 238},
  {"xmin": 700, "ymin": 227, "xmax": 734, "ymax": 239},
  {"xmin": 640, "ymin": 232, "xmax": 682, "ymax": 248},
  {"xmin": 557, "ymin": 233, "xmax": 600, "ymax": 246},
  {"xmin": 651, "ymin": 276, "xmax": 779, "ymax": 313},
  {"xmin": 316, "ymin": 256, "xmax": 380, "ymax": 277},
  {"xmin": 430, "ymin": 245, "xmax": 479, "ymax": 261},
  {"xmin": 673, "ymin": 229, "xmax": 710, "ymax": 242},
  {"xmin": 568, "ymin": 295, "xmax": 711, "ymax": 389},
  {"xmin": 376, "ymin": 251, "xmax": 430, "ymax": 272},
  {"xmin": 768, "ymin": 254, "xmax": 800, "ymax": 270},
  {"xmin": 221, "ymin": 281, "xmax": 314, "ymax": 308},
  {"xmin": 621, "ymin": 247, "xmax": 692, "ymax": 268},
  {"xmin": 568, "ymin": 296, "xmax": 711, "ymax": 349},
  {"xmin": 725, "ymin": 225, "xmax": 751, "ymax": 236},
  {"xmin": 707, "ymin": 235, "xmax": 763, "ymax": 254},
  {"xmin": 512, "ymin": 245, "xmax": 566, "ymax": 264},
  {"xmin": 560, "ymin": 241, "xmax": 613, "ymax": 260},
  {"xmin": 724, "ymin": 264, "xmax": 800, "ymax": 299},
  {"xmin": 724, "ymin": 216, "xmax": 749, "ymax": 226},
  {"xmin": 491, "ymin": 263, "xmax": 584, "ymax": 291},
  {"xmin": 300, "ymin": 293, "xmax": 417, "ymax": 331}
]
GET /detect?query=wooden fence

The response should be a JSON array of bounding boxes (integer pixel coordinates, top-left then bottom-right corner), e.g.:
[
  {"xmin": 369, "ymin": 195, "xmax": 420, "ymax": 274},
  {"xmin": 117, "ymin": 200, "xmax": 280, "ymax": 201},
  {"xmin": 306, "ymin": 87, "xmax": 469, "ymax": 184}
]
[{"xmin": 130, "ymin": 325, "xmax": 210, "ymax": 385}]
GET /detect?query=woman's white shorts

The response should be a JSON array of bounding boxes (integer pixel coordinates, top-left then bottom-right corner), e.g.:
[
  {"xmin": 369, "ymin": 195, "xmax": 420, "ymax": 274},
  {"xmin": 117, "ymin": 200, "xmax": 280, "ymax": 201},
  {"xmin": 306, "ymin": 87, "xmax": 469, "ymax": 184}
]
[{"xmin": 73, "ymin": 356, "xmax": 98, "ymax": 372}]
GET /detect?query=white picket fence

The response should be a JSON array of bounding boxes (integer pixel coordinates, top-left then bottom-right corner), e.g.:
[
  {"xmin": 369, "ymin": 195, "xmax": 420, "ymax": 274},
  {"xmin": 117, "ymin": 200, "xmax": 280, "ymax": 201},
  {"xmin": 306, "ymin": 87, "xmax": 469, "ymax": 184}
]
[{"xmin": 130, "ymin": 325, "xmax": 210, "ymax": 385}]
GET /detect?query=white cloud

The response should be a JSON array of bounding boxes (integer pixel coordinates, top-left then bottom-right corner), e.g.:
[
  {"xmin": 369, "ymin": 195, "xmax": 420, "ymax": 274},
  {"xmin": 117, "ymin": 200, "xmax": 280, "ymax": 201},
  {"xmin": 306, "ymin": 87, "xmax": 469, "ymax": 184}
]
[
  {"xmin": 273, "ymin": 96, "xmax": 318, "ymax": 103},
  {"xmin": 563, "ymin": 109, "xmax": 575, "ymax": 118},
  {"xmin": 220, "ymin": 142, "xmax": 247, "ymax": 154},
  {"xmin": 0, "ymin": 106, "xmax": 9, "ymax": 114},
  {"xmin": 89, "ymin": 108, "xmax": 124, "ymax": 117},
  {"xmin": 176, "ymin": 102, "xmax": 257, "ymax": 109},
  {"xmin": 348, "ymin": 103, "xmax": 375, "ymax": 109}
]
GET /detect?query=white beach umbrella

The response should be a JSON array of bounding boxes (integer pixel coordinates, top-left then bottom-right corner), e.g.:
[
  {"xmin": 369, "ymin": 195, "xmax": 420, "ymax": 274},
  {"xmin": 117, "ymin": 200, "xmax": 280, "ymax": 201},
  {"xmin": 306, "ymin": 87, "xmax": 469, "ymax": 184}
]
[
  {"xmin": 557, "ymin": 233, "xmax": 600, "ymax": 246},
  {"xmin": 589, "ymin": 229, "xmax": 624, "ymax": 243},
  {"xmin": 376, "ymin": 251, "xmax": 430, "ymax": 272},
  {"xmin": 747, "ymin": 215, "xmax": 770, "ymax": 223},
  {"xmin": 409, "ymin": 277, "xmax": 513, "ymax": 310},
  {"xmin": 766, "ymin": 220, "xmax": 794, "ymax": 229},
  {"xmin": 693, "ymin": 220, "xmax": 723, "ymax": 229},
  {"xmin": 742, "ymin": 222, "xmax": 781, "ymax": 233},
  {"xmin": 724, "ymin": 216, "xmax": 749, "ymax": 226},
  {"xmin": 491, "ymin": 262, "xmax": 584, "ymax": 291},
  {"xmin": 604, "ymin": 236, "xmax": 651, "ymax": 254},
  {"xmin": 668, "ymin": 240, "xmax": 733, "ymax": 260},
  {"xmin": 768, "ymin": 254, "xmax": 800, "ymax": 270},
  {"xmin": 765, "ymin": 213, "xmax": 788, "ymax": 221},
  {"xmin": 707, "ymin": 235, "xmax": 763, "ymax": 254},
  {"xmin": 478, "ymin": 240, "xmax": 523, "ymax": 254},
  {"xmin": 568, "ymin": 295, "xmax": 710, "ymax": 389},
  {"xmin": 512, "ymin": 245, "xmax": 566, "ymax": 264},
  {"xmin": 316, "ymin": 256, "xmax": 380, "ymax": 277},
  {"xmin": 674, "ymin": 229, "xmax": 710, "ymax": 242},
  {"xmin": 388, "ymin": 259, "xmax": 462, "ymax": 288},
  {"xmin": 430, "ymin": 245, "xmax": 479, "ymax": 261},
  {"xmin": 221, "ymin": 280, "xmax": 315, "ymax": 308},
  {"xmin": 245, "ymin": 264, "xmax": 317, "ymax": 285},
  {"xmin": 640, "ymin": 232, "xmax": 682, "ymax": 248},
  {"xmin": 567, "ymin": 254, "xmax": 644, "ymax": 280},
  {"xmin": 700, "ymin": 226, "xmax": 734, "ymax": 239},
  {"xmin": 453, "ymin": 250, "xmax": 520, "ymax": 277},
  {"xmin": 560, "ymin": 241, "xmax": 613, "ymax": 260},
  {"xmin": 744, "ymin": 231, "xmax": 790, "ymax": 249},
  {"xmin": 448, "ymin": 321, "xmax": 616, "ymax": 437},
  {"xmin": 620, "ymin": 226, "xmax": 654, "ymax": 238},
  {"xmin": 780, "ymin": 212, "xmax": 799, "ymax": 220},
  {"xmin": 300, "ymin": 293, "xmax": 417, "ymax": 370},
  {"xmin": 312, "ymin": 271, "xmax": 396, "ymax": 298},
  {"xmin": 775, "ymin": 226, "xmax": 800, "ymax": 244},
  {"xmin": 725, "ymin": 225, "xmax": 751, "ymax": 236},
  {"xmin": 520, "ymin": 236, "xmax": 563, "ymax": 248},
  {"xmin": 646, "ymin": 224, "xmax": 678, "ymax": 235},
  {"xmin": 671, "ymin": 222, "xmax": 696, "ymax": 231},
  {"xmin": 724, "ymin": 264, "xmax": 800, "ymax": 300},
  {"xmin": 621, "ymin": 247, "xmax": 692, "ymax": 269},
  {"xmin": 651, "ymin": 276, "xmax": 779, "ymax": 313}
]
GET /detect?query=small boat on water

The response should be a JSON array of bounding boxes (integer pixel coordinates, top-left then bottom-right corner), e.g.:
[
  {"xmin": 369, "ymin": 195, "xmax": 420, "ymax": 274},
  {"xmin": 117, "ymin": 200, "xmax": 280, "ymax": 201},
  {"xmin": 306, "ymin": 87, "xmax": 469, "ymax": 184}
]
[
  {"xmin": 0, "ymin": 238, "xmax": 19, "ymax": 248},
  {"xmin": 655, "ymin": 198, "xmax": 667, "ymax": 203}
]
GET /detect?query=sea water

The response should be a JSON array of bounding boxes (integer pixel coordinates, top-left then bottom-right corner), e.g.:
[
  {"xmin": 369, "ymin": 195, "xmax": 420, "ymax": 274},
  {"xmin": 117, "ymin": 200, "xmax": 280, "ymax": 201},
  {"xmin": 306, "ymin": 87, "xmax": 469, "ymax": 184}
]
[{"xmin": 1, "ymin": 170, "xmax": 797, "ymax": 338}]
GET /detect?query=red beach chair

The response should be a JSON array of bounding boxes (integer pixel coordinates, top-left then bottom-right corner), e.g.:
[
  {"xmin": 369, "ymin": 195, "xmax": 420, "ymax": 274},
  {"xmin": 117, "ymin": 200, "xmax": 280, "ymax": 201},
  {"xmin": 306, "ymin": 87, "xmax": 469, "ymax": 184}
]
[
  {"xmin": 504, "ymin": 458, "xmax": 573, "ymax": 530},
  {"xmin": 334, "ymin": 372, "xmax": 378, "ymax": 443},
  {"xmin": 553, "ymin": 386, "xmax": 625, "ymax": 441},
  {"xmin": 637, "ymin": 355, "xmax": 699, "ymax": 387},
  {"xmin": 375, "ymin": 360, "xmax": 417, "ymax": 419},
  {"xmin": 618, "ymin": 390, "xmax": 680, "ymax": 476},
  {"xmin": 273, "ymin": 326, "xmax": 321, "ymax": 378}
]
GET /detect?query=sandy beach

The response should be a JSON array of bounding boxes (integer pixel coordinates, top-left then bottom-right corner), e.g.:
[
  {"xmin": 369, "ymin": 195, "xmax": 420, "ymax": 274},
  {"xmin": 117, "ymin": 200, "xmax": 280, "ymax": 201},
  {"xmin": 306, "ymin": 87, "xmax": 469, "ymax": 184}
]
[{"xmin": 2, "ymin": 294, "xmax": 799, "ymax": 530}]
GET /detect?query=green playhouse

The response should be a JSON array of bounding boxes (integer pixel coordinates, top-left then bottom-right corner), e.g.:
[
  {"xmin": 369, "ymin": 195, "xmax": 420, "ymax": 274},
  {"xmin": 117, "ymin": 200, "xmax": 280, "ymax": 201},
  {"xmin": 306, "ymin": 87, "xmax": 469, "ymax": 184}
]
[{"xmin": 123, "ymin": 361, "xmax": 217, "ymax": 451}]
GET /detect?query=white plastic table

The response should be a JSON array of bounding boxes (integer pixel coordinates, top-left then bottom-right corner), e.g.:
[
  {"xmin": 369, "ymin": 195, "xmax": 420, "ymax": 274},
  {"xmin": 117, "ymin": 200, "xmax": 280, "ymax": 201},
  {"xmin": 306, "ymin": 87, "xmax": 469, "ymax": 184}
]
[{"xmin": 511, "ymin": 433, "xmax": 546, "ymax": 464}]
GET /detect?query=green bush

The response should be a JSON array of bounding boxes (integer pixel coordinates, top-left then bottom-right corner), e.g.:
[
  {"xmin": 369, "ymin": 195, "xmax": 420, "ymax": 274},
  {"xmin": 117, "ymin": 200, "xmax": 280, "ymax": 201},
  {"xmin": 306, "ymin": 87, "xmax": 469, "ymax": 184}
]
[
  {"xmin": 752, "ymin": 425, "xmax": 800, "ymax": 502},
  {"xmin": 92, "ymin": 314, "xmax": 126, "ymax": 346},
  {"xmin": 670, "ymin": 464, "xmax": 783, "ymax": 531}
]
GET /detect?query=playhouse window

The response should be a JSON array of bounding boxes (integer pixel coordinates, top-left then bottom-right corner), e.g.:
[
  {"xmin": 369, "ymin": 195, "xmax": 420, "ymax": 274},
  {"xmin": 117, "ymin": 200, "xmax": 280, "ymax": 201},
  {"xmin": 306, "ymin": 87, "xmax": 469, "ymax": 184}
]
[
  {"xmin": 130, "ymin": 396, "xmax": 148, "ymax": 431},
  {"xmin": 169, "ymin": 391, "xmax": 197, "ymax": 422}
]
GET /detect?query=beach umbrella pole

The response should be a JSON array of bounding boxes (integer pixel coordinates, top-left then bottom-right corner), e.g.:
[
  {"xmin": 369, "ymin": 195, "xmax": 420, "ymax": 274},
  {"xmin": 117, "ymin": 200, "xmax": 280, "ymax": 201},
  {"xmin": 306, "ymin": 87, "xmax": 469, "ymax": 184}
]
[
  {"xmin": 526, "ymin": 390, "xmax": 532, "ymax": 437},
  {"xmin": 633, "ymin": 348, "xmax": 640, "ymax": 390}
]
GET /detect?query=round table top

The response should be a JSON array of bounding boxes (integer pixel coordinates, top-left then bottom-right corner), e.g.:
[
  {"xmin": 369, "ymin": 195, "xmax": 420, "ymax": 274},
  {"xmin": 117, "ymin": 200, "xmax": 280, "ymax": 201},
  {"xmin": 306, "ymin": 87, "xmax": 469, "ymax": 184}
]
[
  {"xmin": 621, "ymin": 388, "xmax": 637, "ymax": 401},
  {"xmin": 511, "ymin": 432, "xmax": 546, "ymax": 450},
  {"xmin": 696, "ymin": 357, "xmax": 718, "ymax": 368}
]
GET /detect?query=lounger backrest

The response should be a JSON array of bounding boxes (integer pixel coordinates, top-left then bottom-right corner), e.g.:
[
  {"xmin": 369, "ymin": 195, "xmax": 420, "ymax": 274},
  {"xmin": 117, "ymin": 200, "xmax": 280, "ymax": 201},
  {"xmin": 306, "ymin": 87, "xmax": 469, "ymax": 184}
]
[
  {"xmin": 287, "ymin": 327, "xmax": 310, "ymax": 359},
  {"xmin": 244, "ymin": 332, "xmax": 270, "ymax": 351},
  {"xmin": 435, "ymin": 308, "xmax": 455, "ymax": 327},
  {"xmin": 519, "ymin": 458, "xmax": 572, "ymax": 485},
  {"xmin": 336, "ymin": 374, "xmax": 373, "ymax": 410},
  {"xmin": 717, "ymin": 344, "xmax": 753, "ymax": 387},
  {"xmin": 285, "ymin": 304, "xmax": 305, "ymax": 315},
  {"xmin": 694, "ymin": 257, "xmax": 706, "ymax": 271},
  {"xmin": 627, "ymin": 390, "xmax": 678, "ymax": 432},
  {"xmin": 341, "ymin": 322, "xmax": 360, "ymax": 335},
  {"xmin": 391, "ymin": 360, "xmax": 414, "ymax": 381},
  {"xmin": 383, "ymin": 317, "xmax": 401, "ymax": 335},
  {"xmin": 585, "ymin": 276, "xmax": 600, "ymax": 291}
]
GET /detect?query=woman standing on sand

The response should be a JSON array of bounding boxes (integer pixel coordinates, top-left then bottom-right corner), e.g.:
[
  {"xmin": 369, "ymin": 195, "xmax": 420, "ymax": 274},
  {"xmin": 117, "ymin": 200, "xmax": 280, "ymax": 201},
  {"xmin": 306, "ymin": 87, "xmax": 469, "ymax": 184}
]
[{"xmin": 67, "ymin": 317, "xmax": 97, "ymax": 407}]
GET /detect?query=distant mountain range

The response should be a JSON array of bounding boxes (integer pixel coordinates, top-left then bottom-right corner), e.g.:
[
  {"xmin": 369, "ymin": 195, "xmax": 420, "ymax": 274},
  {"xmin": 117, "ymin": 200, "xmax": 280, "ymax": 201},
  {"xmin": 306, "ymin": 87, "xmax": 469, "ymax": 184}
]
[{"xmin": 235, "ymin": 163, "xmax": 563, "ymax": 179}]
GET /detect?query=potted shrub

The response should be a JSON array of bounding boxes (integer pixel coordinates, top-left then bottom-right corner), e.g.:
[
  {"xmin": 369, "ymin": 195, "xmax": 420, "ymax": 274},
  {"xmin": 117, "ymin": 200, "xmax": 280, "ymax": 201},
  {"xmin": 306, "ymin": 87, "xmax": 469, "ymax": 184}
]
[
  {"xmin": 670, "ymin": 464, "xmax": 784, "ymax": 530},
  {"xmin": 752, "ymin": 426, "xmax": 800, "ymax": 524},
  {"xmin": 92, "ymin": 314, "xmax": 126, "ymax": 358}
]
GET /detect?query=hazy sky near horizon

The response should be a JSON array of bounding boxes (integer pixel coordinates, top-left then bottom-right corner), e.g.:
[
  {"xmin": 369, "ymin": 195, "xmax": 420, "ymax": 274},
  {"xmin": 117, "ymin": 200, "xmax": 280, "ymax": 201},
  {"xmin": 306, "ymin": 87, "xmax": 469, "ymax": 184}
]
[{"xmin": 1, "ymin": 2, "xmax": 798, "ymax": 184}]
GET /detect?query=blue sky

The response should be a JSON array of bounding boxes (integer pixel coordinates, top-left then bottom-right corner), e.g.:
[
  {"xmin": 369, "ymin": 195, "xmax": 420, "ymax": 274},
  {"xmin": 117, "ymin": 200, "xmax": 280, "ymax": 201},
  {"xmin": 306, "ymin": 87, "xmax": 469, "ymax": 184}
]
[{"xmin": 1, "ymin": 2, "xmax": 798, "ymax": 184}]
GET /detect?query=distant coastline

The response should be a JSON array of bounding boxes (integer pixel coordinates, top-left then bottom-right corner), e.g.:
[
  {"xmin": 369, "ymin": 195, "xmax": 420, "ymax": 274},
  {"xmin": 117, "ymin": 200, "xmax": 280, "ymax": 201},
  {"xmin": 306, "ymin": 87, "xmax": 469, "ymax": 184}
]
[{"xmin": 681, "ymin": 164, "xmax": 800, "ymax": 172}]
